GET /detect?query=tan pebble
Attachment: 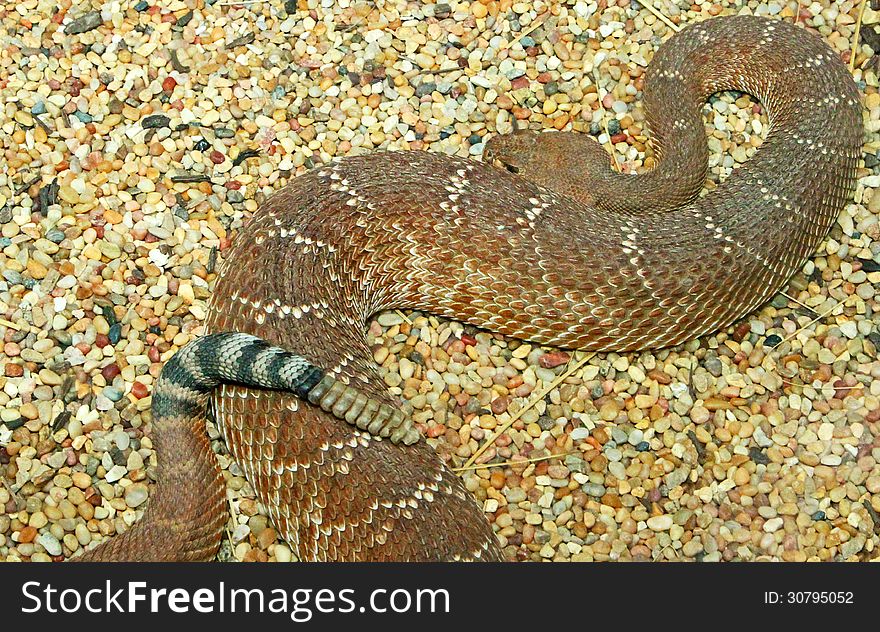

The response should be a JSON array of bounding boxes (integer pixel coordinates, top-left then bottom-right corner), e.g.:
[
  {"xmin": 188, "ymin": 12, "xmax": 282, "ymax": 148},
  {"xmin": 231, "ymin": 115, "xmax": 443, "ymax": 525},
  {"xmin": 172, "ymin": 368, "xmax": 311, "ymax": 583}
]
[
  {"xmin": 177, "ymin": 282, "xmax": 195, "ymax": 304},
  {"xmin": 58, "ymin": 186, "xmax": 78, "ymax": 204},
  {"xmin": 274, "ymin": 543, "xmax": 293, "ymax": 562},
  {"xmin": 599, "ymin": 400, "xmax": 620, "ymax": 422},
  {"xmin": 647, "ymin": 515, "xmax": 673, "ymax": 531},
  {"xmin": 634, "ymin": 394, "xmax": 657, "ymax": 408},
  {"xmin": 78, "ymin": 502, "xmax": 94, "ymax": 520},
  {"xmin": 19, "ymin": 403, "xmax": 38, "ymax": 420},
  {"xmin": 104, "ymin": 209, "xmax": 123, "ymax": 224},
  {"xmin": 512, "ymin": 344, "xmax": 531, "ymax": 359},
  {"xmin": 27, "ymin": 260, "xmax": 48, "ymax": 279},
  {"xmin": 471, "ymin": 1, "xmax": 488, "ymax": 18},
  {"xmin": 124, "ymin": 483, "xmax": 149, "ymax": 508},
  {"xmin": 29, "ymin": 512, "xmax": 48, "ymax": 529},
  {"xmin": 703, "ymin": 398, "xmax": 731, "ymax": 411},
  {"xmin": 38, "ymin": 369, "xmax": 62, "ymax": 386},
  {"xmin": 257, "ymin": 527, "xmax": 277, "ymax": 549},
  {"xmin": 14, "ymin": 110, "xmax": 34, "ymax": 126},
  {"xmin": 82, "ymin": 244, "xmax": 102, "ymax": 260},
  {"xmin": 690, "ymin": 405, "xmax": 710, "ymax": 423},
  {"xmin": 479, "ymin": 414, "xmax": 497, "ymax": 430}
]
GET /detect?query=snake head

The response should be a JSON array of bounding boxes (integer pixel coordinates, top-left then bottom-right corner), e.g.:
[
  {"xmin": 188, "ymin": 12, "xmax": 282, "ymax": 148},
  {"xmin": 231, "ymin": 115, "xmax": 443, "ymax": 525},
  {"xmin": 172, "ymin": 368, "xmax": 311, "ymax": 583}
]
[
  {"xmin": 484, "ymin": 129, "xmax": 615, "ymax": 181},
  {"xmin": 483, "ymin": 128, "xmax": 539, "ymax": 174}
]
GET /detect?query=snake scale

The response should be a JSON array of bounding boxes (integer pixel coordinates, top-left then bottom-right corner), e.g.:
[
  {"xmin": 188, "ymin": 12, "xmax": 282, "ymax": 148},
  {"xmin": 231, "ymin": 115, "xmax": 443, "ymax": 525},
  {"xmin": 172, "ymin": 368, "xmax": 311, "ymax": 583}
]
[{"xmin": 75, "ymin": 16, "xmax": 862, "ymax": 561}]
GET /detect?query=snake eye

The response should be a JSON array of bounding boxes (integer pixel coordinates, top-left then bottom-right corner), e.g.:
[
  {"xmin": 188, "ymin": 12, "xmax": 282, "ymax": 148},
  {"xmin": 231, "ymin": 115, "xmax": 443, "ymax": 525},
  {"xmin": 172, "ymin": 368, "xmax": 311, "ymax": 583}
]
[{"xmin": 504, "ymin": 163, "xmax": 520, "ymax": 174}]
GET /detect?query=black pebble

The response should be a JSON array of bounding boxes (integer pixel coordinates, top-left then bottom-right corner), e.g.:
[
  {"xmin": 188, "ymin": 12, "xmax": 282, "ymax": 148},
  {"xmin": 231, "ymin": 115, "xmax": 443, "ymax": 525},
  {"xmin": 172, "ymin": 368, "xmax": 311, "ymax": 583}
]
[
  {"xmin": 763, "ymin": 334, "xmax": 782, "ymax": 347},
  {"xmin": 858, "ymin": 258, "xmax": 880, "ymax": 273},
  {"xmin": 177, "ymin": 11, "xmax": 193, "ymax": 27},
  {"xmin": 85, "ymin": 457, "xmax": 99, "ymax": 476},
  {"xmin": 46, "ymin": 228, "xmax": 65, "ymax": 243},
  {"xmin": 37, "ymin": 179, "xmax": 59, "ymax": 212},
  {"xmin": 52, "ymin": 411, "xmax": 71, "ymax": 432},
  {"xmin": 748, "ymin": 447, "xmax": 770, "ymax": 465},
  {"xmin": 101, "ymin": 304, "xmax": 118, "ymax": 326},
  {"xmin": 537, "ymin": 415, "xmax": 555, "ymax": 431},
  {"xmin": 232, "ymin": 149, "xmax": 260, "ymax": 167},
  {"xmin": 109, "ymin": 446, "xmax": 127, "ymax": 466},
  {"xmin": 860, "ymin": 25, "xmax": 880, "ymax": 54},
  {"xmin": 434, "ymin": 3, "xmax": 451, "ymax": 18},
  {"xmin": 415, "ymin": 82, "xmax": 436, "ymax": 97},
  {"xmin": 142, "ymin": 114, "xmax": 170, "ymax": 129},
  {"xmin": 2, "ymin": 418, "xmax": 25, "ymax": 431},
  {"xmin": 65, "ymin": 11, "xmax": 102, "ymax": 35},
  {"xmin": 50, "ymin": 330, "xmax": 72, "ymax": 347}
]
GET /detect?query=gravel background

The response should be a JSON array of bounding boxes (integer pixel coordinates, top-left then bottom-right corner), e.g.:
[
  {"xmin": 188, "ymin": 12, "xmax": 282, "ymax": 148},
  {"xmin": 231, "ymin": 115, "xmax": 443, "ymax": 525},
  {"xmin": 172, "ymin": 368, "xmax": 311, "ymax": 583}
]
[{"xmin": 1, "ymin": 0, "xmax": 879, "ymax": 562}]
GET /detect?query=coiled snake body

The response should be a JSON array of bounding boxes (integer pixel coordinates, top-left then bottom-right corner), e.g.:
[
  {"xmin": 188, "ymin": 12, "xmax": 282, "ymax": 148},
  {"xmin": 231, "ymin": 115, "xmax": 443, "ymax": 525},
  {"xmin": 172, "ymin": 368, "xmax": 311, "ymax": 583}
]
[{"xmin": 77, "ymin": 16, "xmax": 862, "ymax": 561}]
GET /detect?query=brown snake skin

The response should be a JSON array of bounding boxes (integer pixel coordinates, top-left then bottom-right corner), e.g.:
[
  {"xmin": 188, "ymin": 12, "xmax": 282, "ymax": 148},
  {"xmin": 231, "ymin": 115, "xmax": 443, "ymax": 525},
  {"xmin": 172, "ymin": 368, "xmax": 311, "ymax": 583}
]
[{"xmin": 77, "ymin": 16, "xmax": 862, "ymax": 561}]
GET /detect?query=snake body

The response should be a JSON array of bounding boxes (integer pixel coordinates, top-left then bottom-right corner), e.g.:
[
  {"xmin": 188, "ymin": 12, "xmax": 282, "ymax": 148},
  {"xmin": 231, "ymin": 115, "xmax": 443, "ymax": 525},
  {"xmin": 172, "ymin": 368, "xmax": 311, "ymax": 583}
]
[{"xmin": 76, "ymin": 16, "xmax": 861, "ymax": 561}]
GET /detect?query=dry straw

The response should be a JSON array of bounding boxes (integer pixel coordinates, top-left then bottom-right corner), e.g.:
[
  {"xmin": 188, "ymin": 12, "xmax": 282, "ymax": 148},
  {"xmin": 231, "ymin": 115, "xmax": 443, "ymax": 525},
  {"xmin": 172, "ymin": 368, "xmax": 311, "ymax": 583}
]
[
  {"xmin": 452, "ymin": 450, "xmax": 578, "ymax": 474},
  {"xmin": 851, "ymin": 0, "xmax": 870, "ymax": 71},
  {"xmin": 638, "ymin": 0, "xmax": 682, "ymax": 33},
  {"xmin": 462, "ymin": 351, "xmax": 596, "ymax": 469}
]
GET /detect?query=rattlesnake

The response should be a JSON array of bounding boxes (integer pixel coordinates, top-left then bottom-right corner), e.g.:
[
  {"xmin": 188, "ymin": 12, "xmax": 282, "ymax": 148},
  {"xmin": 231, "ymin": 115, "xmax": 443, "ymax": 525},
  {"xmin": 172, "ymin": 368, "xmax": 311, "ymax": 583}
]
[{"xmin": 76, "ymin": 16, "xmax": 862, "ymax": 561}]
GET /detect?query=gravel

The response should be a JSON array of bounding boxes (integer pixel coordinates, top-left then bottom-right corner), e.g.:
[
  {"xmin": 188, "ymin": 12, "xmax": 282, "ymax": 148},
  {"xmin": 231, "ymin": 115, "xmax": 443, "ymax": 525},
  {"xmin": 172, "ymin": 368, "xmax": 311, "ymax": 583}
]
[{"xmin": 1, "ymin": 0, "xmax": 878, "ymax": 562}]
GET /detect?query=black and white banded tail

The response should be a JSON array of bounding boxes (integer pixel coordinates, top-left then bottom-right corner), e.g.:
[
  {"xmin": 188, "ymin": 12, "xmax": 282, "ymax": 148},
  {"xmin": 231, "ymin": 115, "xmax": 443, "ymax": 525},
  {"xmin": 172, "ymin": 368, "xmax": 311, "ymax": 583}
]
[{"xmin": 154, "ymin": 333, "xmax": 420, "ymax": 445}]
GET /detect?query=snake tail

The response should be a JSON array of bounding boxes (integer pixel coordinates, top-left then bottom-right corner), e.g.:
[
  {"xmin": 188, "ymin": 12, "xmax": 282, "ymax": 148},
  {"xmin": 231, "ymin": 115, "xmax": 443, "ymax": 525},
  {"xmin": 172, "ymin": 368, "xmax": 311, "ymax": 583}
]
[{"xmin": 73, "ymin": 333, "xmax": 418, "ymax": 561}]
